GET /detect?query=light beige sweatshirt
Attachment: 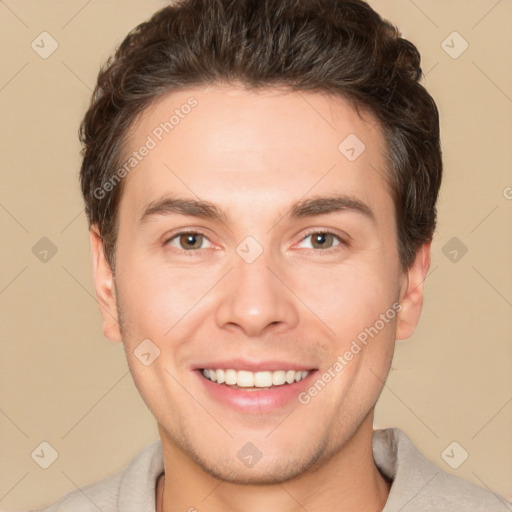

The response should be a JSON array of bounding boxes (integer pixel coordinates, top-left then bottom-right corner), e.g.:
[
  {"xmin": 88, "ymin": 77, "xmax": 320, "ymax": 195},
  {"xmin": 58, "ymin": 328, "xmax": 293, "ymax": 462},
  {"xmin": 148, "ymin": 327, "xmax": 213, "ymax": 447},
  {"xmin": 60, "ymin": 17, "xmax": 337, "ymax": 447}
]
[{"xmin": 28, "ymin": 428, "xmax": 508, "ymax": 512}]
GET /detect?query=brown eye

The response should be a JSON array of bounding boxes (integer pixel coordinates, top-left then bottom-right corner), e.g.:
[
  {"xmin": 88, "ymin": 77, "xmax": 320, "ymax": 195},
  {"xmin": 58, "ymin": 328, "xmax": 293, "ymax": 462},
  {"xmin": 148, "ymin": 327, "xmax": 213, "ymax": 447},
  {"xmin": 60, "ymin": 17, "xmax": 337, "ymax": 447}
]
[
  {"xmin": 311, "ymin": 233, "xmax": 335, "ymax": 249},
  {"xmin": 297, "ymin": 231, "xmax": 343, "ymax": 251},
  {"xmin": 180, "ymin": 233, "xmax": 203, "ymax": 250},
  {"xmin": 166, "ymin": 232, "xmax": 212, "ymax": 251}
]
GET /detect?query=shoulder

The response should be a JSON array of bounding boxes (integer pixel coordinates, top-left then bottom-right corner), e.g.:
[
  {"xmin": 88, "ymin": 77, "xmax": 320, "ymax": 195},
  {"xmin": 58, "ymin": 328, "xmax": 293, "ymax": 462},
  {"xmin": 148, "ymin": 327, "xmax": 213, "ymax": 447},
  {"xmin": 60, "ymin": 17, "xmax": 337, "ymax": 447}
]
[
  {"xmin": 29, "ymin": 471, "xmax": 123, "ymax": 512},
  {"xmin": 374, "ymin": 428, "xmax": 508, "ymax": 512},
  {"xmin": 29, "ymin": 440, "xmax": 163, "ymax": 512}
]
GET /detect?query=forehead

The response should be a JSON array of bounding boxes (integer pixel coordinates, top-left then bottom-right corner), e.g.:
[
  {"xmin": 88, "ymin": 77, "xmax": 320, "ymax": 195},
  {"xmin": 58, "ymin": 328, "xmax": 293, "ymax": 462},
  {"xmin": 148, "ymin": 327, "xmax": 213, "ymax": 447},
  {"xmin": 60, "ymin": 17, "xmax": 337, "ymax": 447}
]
[{"xmin": 119, "ymin": 86, "xmax": 392, "ymax": 222}]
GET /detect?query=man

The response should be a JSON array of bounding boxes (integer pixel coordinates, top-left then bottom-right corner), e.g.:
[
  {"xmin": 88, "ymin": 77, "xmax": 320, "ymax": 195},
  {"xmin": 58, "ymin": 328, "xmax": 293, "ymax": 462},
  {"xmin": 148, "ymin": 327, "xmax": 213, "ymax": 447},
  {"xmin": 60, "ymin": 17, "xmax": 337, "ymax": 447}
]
[{"xmin": 34, "ymin": 0, "xmax": 505, "ymax": 510}]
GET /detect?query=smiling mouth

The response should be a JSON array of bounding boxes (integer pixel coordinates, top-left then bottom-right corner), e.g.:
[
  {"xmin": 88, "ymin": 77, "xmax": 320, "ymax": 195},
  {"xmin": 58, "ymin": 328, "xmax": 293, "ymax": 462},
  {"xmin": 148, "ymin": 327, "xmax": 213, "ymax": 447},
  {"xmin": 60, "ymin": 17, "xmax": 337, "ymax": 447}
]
[{"xmin": 199, "ymin": 368, "xmax": 313, "ymax": 390}]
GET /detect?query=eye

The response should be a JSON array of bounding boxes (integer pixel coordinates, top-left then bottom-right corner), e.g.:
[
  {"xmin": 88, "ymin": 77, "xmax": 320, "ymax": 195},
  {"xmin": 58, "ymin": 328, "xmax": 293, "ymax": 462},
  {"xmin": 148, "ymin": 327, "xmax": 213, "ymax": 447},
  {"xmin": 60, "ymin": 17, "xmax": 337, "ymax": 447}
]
[
  {"xmin": 297, "ymin": 231, "xmax": 344, "ymax": 251},
  {"xmin": 165, "ymin": 231, "xmax": 213, "ymax": 251}
]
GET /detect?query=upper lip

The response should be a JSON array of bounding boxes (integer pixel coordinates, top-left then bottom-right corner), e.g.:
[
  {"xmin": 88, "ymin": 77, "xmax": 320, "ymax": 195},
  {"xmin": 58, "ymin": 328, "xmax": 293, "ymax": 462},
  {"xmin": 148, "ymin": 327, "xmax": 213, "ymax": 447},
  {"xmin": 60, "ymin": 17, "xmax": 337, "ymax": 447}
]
[{"xmin": 193, "ymin": 359, "xmax": 316, "ymax": 372}]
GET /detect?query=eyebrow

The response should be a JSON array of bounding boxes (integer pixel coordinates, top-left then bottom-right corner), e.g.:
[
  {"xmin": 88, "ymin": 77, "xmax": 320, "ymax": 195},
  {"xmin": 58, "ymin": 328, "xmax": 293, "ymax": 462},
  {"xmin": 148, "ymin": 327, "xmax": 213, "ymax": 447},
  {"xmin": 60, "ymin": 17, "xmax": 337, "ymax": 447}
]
[
  {"xmin": 289, "ymin": 195, "xmax": 375, "ymax": 223},
  {"xmin": 139, "ymin": 194, "xmax": 375, "ymax": 225},
  {"xmin": 139, "ymin": 197, "xmax": 229, "ymax": 224}
]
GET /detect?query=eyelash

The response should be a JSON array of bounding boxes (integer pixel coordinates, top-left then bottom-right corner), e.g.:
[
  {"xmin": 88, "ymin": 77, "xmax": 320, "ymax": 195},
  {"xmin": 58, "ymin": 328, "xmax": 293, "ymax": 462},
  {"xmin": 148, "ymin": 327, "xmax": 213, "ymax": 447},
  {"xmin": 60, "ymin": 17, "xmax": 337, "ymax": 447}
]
[{"xmin": 163, "ymin": 229, "xmax": 348, "ymax": 255}]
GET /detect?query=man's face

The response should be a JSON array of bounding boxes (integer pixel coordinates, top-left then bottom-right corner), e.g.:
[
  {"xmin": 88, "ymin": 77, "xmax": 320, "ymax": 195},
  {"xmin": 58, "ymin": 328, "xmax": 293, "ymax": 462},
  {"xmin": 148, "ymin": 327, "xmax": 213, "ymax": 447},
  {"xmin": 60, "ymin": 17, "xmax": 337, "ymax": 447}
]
[{"xmin": 92, "ymin": 86, "xmax": 426, "ymax": 483}]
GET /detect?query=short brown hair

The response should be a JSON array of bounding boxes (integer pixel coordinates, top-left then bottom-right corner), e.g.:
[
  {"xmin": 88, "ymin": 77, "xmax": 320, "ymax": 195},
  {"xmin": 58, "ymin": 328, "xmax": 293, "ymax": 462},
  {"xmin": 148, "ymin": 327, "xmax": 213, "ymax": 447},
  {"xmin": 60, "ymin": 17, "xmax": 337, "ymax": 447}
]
[{"xmin": 79, "ymin": 0, "xmax": 442, "ymax": 271}]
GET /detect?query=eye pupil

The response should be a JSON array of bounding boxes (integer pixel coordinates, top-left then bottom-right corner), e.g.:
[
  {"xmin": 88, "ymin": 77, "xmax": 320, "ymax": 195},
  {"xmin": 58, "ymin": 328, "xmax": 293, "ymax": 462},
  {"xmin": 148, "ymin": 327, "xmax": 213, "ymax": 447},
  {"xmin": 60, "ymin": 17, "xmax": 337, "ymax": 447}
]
[
  {"xmin": 180, "ymin": 233, "xmax": 202, "ymax": 250},
  {"xmin": 312, "ymin": 232, "xmax": 332, "ymax": 249}
]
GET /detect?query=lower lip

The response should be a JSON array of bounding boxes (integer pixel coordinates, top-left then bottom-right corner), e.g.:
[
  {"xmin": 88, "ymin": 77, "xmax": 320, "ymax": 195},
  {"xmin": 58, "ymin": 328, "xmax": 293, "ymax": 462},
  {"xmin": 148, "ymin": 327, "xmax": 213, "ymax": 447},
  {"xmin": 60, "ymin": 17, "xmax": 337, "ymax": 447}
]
[{"xmin": 196, "ymin": 370, "xmax": 317, "ymax": 414}]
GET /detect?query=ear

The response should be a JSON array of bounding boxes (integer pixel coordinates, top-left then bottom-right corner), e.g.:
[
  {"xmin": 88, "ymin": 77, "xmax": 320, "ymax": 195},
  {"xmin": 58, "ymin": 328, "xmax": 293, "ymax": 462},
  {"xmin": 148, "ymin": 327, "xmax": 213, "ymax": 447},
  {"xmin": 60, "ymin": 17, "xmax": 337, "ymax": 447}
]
[
  {"xmin": 90, "ymin": 226, "xmax": 122, "ymax": 342},
  {"xmin": 396, "ymin": 242, "xmax": 431, "ymax": 341}
]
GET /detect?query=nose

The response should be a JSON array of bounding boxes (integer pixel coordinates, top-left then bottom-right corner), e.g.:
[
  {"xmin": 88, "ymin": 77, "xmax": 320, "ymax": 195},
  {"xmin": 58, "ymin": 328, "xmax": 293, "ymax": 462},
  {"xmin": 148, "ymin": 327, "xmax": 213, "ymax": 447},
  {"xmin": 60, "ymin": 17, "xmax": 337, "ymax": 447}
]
[{"xmin": 214, "ymin": 249, "xmax": 300, "ymax": 337}]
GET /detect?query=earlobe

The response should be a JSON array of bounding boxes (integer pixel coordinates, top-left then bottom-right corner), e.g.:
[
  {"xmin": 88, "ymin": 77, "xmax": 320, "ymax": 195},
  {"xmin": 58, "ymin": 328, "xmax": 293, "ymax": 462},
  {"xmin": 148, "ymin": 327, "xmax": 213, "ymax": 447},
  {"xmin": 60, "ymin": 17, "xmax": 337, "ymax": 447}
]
[
  {"xmin": 396, "ymin": 243, "xmax": 431, "ymax": 341},
  {"xmin": 89, "ymin": 226, "xmax": 123, "ymax": 342}
]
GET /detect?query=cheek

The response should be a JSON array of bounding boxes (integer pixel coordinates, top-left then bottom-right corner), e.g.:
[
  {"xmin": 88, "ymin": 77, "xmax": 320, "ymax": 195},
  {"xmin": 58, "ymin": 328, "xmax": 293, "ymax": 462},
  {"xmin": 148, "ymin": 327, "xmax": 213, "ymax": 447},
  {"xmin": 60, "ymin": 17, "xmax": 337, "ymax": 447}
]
[
  {"xmin": 115, "ymin": 255, "xmax": 217, "ymax": 340},
  {"xmin": 290, "ymin": 260, "xmax": 399, "ymax": 339}
]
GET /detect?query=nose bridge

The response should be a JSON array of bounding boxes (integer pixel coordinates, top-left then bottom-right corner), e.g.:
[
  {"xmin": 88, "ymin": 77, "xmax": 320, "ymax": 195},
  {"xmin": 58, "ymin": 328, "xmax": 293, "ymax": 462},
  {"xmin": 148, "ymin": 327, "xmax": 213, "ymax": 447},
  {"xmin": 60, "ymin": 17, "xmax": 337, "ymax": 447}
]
[{"xmin": 214, "ymin": 243, "xmax": 299, "ymax": 336}]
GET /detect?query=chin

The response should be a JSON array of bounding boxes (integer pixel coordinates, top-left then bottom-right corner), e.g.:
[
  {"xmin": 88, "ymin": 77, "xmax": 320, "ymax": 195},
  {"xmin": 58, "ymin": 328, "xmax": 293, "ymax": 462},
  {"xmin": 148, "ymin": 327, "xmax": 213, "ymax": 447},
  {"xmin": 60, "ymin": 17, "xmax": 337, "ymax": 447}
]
[
  {"xmin": 197, "ymin": 458, "xmax": 312, "ymax": 486},
  {"xmin": 186, "ymin": 437, "xmax": 331, "ymax": 485}
]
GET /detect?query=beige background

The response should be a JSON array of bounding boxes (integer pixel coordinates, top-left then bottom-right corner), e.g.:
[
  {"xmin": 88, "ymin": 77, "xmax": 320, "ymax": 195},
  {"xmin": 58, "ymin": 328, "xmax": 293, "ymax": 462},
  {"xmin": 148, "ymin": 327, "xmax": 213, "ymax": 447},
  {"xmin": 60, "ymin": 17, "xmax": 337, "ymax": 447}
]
[{"xmin": 1, "ymin": 0, "xmax": 511, "ymax": 510}]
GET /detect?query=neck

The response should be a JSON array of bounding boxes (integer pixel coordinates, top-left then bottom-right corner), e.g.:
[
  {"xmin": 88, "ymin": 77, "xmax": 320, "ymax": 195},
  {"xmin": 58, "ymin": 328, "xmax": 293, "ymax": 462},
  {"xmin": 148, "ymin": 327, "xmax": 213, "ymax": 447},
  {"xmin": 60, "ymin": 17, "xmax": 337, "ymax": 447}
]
[{"xmin": 156, "ymin": 413, "xmax": 390, "ymax": 512}]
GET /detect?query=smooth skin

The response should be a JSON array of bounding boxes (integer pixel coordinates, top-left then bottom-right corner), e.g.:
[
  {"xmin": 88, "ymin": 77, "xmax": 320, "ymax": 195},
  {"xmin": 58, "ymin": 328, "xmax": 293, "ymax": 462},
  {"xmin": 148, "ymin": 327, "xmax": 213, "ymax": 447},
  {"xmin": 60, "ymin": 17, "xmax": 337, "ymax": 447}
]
[{"xmin": 90, "ymin": 86, "xmax": 430, "ymax": 512}]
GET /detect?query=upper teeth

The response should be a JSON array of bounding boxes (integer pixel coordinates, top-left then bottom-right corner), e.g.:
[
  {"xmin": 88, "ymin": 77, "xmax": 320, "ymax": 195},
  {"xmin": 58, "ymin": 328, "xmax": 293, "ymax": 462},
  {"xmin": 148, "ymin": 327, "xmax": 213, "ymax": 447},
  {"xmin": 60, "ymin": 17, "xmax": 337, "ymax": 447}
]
[{"xmin": 202, "ymin": 369, "xmax": 310, "ymax": 387}]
